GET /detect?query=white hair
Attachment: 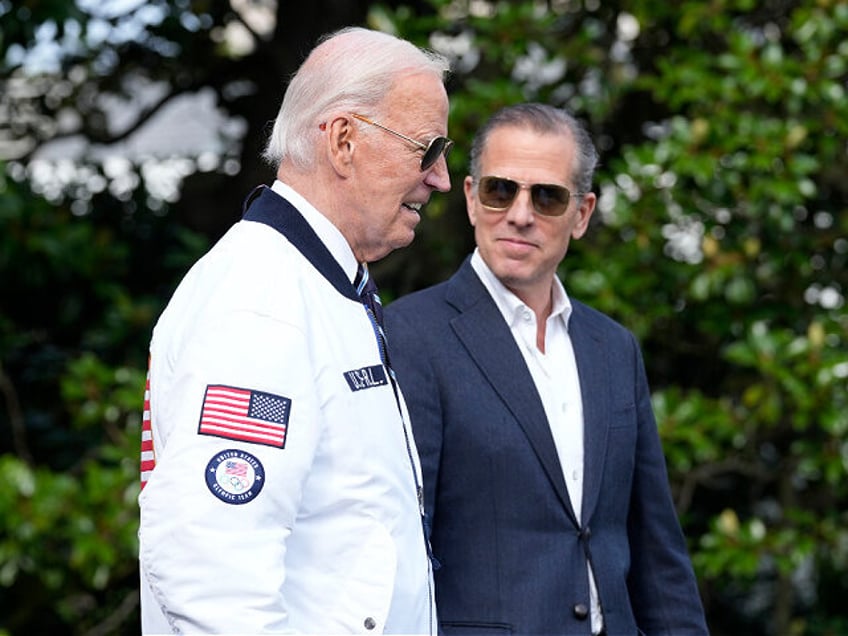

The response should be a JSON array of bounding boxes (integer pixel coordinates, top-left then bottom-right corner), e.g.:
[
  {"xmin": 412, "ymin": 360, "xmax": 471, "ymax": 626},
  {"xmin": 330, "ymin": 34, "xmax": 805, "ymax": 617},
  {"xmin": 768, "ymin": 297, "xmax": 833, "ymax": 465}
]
[{"xmin": 263, "ymin": 27, "xmax": 450, "ymax": 170}]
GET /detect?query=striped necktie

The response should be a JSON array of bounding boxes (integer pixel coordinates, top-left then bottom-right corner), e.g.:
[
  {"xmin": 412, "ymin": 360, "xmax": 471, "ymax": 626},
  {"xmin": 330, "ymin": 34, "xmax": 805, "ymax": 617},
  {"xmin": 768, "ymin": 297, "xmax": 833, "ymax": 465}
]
[
  {"xmin": 354, "ymin": 263, "xmax": 391, "ymax": 370},
  {"xmin": 354, "ymin": 262, "xmax": 438, "ymax": 573}
]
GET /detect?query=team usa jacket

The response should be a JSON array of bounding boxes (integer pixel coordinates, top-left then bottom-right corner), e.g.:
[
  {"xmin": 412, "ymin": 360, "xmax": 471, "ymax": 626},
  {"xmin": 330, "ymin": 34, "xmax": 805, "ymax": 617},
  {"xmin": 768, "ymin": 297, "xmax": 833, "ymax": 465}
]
[{"xmin": 138, "ymin": 184, "xmax": 435, "ymax": 634}]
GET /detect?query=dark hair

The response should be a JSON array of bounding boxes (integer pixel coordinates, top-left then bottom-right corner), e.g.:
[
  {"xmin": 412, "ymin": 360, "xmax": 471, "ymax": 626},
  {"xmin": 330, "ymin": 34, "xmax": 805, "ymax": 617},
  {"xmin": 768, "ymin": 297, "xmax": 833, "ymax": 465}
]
[{"xmin": 468, "ymin": 103, "xmax": 598, "ymax": 194}]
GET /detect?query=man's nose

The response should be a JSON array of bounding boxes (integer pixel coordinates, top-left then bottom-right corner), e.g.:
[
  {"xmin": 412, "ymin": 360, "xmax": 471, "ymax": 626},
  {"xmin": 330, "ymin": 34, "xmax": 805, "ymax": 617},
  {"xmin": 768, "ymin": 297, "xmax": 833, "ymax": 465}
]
[
  {"xmin": 505, "ymin": 190, "xmax": 535, "ymax": 226},
  {"xmin": 425, "ymin": 155, "xmax": 451, "ymax": 192}
]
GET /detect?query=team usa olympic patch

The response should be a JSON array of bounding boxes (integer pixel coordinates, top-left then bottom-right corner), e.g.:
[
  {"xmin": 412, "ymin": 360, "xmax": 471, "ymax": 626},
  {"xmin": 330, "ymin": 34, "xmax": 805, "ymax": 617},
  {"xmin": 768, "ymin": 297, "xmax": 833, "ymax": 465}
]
[{"xmin": 205, "ymin": 449, "xmax": 265, "ymax": 505}]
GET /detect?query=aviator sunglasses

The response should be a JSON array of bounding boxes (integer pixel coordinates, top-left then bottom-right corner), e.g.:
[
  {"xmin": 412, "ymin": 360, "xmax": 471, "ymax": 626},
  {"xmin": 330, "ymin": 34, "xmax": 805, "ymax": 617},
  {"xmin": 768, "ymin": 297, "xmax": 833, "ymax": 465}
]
[
  {"xmin": 477, "ymin": 176, "xmax": 581, "ymax": 217},
  {"xmin": 352, "ymin": 113, "xmax": 453, "ymax": 171}
]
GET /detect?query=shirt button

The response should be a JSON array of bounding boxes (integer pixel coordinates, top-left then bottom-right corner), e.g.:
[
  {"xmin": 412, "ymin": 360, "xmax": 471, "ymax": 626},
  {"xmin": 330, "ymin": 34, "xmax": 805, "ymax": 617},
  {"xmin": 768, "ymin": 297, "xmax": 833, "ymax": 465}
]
[
  {"xmin": 561, "ymin": 402, "xmax": 568, "ymax": 412},
  {"xmin": 364, "ymin": 617, "xmax": 376, "ymax": 630}
]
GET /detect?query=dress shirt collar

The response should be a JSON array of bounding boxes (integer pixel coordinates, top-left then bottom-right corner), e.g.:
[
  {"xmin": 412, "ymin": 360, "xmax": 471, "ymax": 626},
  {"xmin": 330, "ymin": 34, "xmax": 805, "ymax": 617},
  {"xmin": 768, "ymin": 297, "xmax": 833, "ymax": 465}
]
[
  {"xmin": 470, "ymin": 248, "xmax": 573, "ymax": 331},
  {"xmin": 270, "ymin": 180, "xmax": 359, "ymax": 284}
]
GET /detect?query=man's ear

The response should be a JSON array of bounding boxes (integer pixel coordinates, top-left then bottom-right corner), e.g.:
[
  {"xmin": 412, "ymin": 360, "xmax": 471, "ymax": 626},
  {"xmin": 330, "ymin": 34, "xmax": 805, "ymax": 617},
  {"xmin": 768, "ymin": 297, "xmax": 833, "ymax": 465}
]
[
  {"xmin": 464, "ymin": 175, "xmax": 477, "ymax": 227},
  {"xmin": 324, "ymin": 116, "xmax": 356, "ymax": 177},
  {"xmin": 571, "ymin": 191, "xmax": 597, "ymax": 239}
]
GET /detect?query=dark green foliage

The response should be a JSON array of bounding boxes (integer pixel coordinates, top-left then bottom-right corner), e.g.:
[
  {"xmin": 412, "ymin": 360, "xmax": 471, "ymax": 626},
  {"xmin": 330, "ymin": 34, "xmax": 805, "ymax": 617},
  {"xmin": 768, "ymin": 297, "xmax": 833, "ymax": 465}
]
[{"xmin": 1, "ymin": 0, "xmax": 846, "ymax": 634}]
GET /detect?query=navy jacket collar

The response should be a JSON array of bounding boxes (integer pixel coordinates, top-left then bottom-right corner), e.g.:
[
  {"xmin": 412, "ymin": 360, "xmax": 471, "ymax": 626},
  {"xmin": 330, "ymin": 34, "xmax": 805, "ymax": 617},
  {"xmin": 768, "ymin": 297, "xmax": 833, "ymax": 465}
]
[{"xmin": 242, "ymin": 185, "xmax": 359, "ymax": 303}]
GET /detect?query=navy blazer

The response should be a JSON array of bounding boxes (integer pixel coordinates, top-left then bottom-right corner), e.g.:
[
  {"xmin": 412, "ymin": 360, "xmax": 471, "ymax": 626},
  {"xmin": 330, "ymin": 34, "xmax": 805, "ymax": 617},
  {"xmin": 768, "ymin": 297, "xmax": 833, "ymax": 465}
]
[{"xmin": 385, "ymin": 257, "xmax": 709, "ymax": 636}]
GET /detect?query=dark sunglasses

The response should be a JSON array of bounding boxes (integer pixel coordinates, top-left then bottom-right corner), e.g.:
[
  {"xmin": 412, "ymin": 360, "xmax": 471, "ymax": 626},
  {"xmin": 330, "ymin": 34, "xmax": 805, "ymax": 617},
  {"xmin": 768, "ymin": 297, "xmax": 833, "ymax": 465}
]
[
  {"xmin": 352, "ymin": 113, "xmax": 453, "ymax": 171},
  {"xmin": 477, "ymin": 176, "xmax": 580, "ymax": 217}
]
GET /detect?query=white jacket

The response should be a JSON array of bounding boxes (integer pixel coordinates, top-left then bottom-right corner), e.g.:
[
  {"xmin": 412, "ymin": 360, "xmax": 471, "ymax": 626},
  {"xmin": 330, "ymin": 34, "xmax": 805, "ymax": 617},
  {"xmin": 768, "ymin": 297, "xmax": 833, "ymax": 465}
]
[{"xmin": 139, "ymin": 186, "xmax": 435, "ymax": 634}]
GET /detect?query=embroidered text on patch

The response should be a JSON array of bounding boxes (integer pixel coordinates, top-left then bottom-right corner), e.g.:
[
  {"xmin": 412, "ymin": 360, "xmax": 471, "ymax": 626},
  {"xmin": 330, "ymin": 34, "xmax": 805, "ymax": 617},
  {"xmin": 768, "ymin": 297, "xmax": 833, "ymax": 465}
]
[
  {"xmin": 343, "ymin": 365, "xmax": 388, "ymax": 392},
  {"xmin": 205, "ymin": 449, "xmax": 265, "ymax": 504},
  {"xmin": 198, "ymin": 385, "xmax": 291, "ymax": 448}
]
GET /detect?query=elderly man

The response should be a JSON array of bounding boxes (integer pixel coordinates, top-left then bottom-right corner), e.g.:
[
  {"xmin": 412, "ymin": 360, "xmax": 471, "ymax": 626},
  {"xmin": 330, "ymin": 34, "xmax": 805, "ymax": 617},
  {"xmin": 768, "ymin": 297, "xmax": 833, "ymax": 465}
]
[{"xmin": 138, "ymin": 27, "xmax": 451, "ymax": 634}]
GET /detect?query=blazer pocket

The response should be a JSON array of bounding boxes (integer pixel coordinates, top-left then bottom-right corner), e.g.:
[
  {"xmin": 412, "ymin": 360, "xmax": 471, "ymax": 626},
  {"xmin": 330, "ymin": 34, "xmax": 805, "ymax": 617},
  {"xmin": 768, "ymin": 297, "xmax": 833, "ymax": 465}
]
[{"xmin": 440, "ymin": 621, "xmax": 513, "ymax": 634}]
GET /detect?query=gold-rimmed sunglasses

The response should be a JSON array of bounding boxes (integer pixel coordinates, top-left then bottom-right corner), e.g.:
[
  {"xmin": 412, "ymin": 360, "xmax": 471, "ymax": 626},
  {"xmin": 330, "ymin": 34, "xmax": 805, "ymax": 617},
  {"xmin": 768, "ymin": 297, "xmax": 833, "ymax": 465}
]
[
  {"xmin": 476, "ymin": 176, "xmax": 582, "ymax": 217},
  {"xmin": 352, "ymin": 113, "xmax": 453, "ymax": 171}
]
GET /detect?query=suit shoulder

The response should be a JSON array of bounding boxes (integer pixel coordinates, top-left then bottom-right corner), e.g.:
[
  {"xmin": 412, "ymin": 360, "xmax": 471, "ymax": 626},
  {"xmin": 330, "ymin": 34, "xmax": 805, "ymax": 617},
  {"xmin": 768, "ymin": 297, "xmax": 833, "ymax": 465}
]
[
  {"xmin": 571, "ymin": 298, "xmax": 637, "ymax": 342},
  {"xmin": 386, "ymin": 281, "xmax": 452, "ymax": 321}
]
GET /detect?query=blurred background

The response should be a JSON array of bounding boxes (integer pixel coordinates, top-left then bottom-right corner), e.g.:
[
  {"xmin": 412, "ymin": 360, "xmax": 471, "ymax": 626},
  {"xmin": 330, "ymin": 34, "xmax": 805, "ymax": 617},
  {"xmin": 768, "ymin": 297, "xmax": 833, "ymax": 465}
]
[{"xmin": 1, "ymin": 0, "xmax": 846, "ymax": 634}]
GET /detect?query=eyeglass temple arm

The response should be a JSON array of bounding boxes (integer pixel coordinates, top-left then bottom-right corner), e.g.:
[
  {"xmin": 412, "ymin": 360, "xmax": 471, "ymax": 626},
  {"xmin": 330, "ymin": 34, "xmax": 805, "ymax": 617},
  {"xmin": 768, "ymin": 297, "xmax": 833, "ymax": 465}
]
[{"xmin": 351, "ymin": 114, "xmax": 428, "ymax": 151}]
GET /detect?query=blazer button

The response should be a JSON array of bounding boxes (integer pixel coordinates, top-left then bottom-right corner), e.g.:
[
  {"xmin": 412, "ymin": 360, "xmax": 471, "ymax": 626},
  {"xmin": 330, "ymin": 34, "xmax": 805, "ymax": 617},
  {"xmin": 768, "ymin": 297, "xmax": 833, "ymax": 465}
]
[
  {"xmin": 364, "ymin": 617, "xmax": 376, "ymax": 630},
  {"xmin": 573, "ymin": 603, "xmax": 589, "ymax": 620}
]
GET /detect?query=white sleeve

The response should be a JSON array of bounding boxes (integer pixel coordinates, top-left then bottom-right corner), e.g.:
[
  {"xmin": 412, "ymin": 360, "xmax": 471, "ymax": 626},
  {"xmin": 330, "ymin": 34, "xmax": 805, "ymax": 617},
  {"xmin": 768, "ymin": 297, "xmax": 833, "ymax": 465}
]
[{"xmin": 140, "ymin": 310, "xmax": 320, "ymax": 633}]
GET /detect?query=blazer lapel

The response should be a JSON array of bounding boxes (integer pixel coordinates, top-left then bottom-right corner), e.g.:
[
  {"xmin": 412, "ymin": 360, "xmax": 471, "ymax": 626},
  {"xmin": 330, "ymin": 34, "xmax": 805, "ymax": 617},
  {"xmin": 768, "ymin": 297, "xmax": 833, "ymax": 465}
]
[
  {"xmin": 445, "ymin": 260, "xmax": 576, "ymax": 523},
  {"xmin": 569, "ymin": 303, "xmax": 610, "ymax": 527}
]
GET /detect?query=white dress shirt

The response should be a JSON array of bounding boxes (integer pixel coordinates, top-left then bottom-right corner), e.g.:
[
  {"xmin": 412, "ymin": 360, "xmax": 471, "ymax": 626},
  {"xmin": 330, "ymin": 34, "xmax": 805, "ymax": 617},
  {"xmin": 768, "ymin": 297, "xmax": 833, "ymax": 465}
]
[{"xmin": 471, "ymin": 249, "xmax": 603, "ymax": 635}]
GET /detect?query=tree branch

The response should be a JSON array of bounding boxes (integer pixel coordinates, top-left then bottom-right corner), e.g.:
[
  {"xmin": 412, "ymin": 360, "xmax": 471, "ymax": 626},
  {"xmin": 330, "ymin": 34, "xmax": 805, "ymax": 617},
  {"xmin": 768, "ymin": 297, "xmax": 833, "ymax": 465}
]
[
  {"xmin": 82, "ymin": 587, "xmax": 139, "ymax": 636},
  {"xmin": 230, "ymin": 6, "xmax": 265, "ymax": 45},
  {"xmin": 86, "ymin": 84, "xmax": 197, "ymax": 146},
  {"xmin": 17, "ymin": 82, "xmax": 198, "ymax": 163},
  {"xmin": 675, "ymin": 457, "xmax": 772, "ymax": 515},
  {"xmin": 0, "ymin": 361, "xmax": 33, "ymax": 465}
]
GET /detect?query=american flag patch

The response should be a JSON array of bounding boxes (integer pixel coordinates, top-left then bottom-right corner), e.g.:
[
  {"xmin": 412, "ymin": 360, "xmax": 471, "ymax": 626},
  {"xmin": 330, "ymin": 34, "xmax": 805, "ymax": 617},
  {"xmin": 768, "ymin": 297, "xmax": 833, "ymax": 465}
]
[{"xmin": 198, "ymin": 385, "xmax": 291, "ymax": 448}]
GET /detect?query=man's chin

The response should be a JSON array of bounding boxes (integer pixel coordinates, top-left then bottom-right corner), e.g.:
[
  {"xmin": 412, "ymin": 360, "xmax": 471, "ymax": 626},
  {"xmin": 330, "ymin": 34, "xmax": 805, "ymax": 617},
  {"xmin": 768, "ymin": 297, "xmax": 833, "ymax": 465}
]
[
  {"xmin": 399, "ymin": 215, "xmax": 420, "ymax": 241},
  {"xmin": 371, "ymin": 230, "xmax": 417, "ymax": 261},
  {"xmin": 397, "ymin": 229, "xmax": 417, "ymax": 250}
]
